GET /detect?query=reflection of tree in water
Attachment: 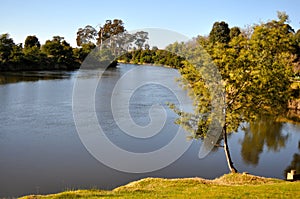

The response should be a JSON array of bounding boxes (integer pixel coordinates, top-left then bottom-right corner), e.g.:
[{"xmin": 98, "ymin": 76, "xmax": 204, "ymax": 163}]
[
  {"xmin": 241, "ymin": 117, "xmax": 289, "ymax": 165},
  {"xmin": 284, "ymin": 141, "xmax": 300, "ymax": 177},
  {"xmin": 0, "ymin": 72, "xmax": 72, "ymax": 85}
]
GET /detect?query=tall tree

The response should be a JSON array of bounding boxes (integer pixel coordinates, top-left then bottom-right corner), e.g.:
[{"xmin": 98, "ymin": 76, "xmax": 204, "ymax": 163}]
[
  {"xmin": 97, "ymin": 19, "xmax": 125, "ymax": 45},
  {"xmin": 134, "ymin": 31, "xmax": 149, "ymax": 49},
  {"xmin": 170, "ymin": 14, "xmax": 296, "ymax": 173},
  {"xmin": 76, "ymin": 25, "xmax": 97, "ymax": 46}
]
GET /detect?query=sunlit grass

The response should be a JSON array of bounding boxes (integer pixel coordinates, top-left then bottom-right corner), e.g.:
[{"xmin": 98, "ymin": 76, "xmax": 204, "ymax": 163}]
[{"xmin": 20, "ymin": 173, "xmax": 300, "ymax": 199}]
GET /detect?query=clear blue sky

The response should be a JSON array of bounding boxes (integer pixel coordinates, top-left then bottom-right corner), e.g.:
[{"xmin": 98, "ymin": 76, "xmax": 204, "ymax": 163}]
[{"xmin": 1, "ymin": 0, "xmax": 300, "ymax": 47}]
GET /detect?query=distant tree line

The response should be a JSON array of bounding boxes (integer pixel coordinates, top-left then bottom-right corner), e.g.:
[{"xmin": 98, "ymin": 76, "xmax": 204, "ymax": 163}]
[
  {"xmin": 1, "ymin": 16, "xmax": 300, "ymax": 73},
  {"xmin": 0, "ymin": 19, "xmax": 151, "ymax": 71},
  {"xmin": 118, "ymin": 48, "xmax": 185, "ymax": 69},
  {"xmin": 0, "ymin": 34, "xmax": 80, "ymax": 71}
]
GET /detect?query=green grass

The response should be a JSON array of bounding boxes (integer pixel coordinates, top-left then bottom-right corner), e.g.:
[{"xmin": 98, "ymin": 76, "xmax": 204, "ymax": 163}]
[{"xmin": 20, "ymin": 173, "xmax": 300, "ymax": 199}]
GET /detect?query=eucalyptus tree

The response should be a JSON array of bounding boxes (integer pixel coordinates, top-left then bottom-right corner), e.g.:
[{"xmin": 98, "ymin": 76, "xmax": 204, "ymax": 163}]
[
  {"xmin": 134, "ymin": 31, "xmax": 149, "ymax": 49},
  {"xmin": 76, "ymin": 25, "xmax": 97, "ymax": 47},
  {"xmin": 97, "ymin": 19, "xmax": 126, "ymax": 46}
]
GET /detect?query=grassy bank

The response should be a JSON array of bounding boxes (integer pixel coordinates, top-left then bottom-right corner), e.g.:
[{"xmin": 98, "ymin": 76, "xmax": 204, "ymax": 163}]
[{"xmin": 20, "ymin": 173, "xmax": 300, "ymax": 198}]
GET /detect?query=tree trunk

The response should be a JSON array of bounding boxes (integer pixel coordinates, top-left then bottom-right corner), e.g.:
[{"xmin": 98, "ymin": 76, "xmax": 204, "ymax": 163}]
[{"xmin": 223, "ymin": 125, "xmax": 238, "ymax": 173}]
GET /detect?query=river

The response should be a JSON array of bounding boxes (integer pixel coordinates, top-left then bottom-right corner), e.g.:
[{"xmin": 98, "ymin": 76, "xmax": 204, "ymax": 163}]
[{"xmin": 0, "ymin": 64, "xmax": 299, "ymax": 197}]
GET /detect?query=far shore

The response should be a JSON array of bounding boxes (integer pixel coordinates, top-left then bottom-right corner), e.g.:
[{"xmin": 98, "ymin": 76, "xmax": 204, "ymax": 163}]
[{"xmin": 117, "ymin": 60, "xmax": 177, "ymax": 68}]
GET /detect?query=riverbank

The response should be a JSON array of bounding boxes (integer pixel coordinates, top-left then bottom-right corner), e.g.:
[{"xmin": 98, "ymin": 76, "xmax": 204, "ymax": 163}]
[
  {"xmin": 20, "ymin": 173, "xmax": 300, "ymax": 198},
  {"xmin": 117, "ymin": 60, "xmax": 177, "ymax": 68},
  {"xmin": 0, "ymin": 63, "xmax": 80, "ymax": 72}
]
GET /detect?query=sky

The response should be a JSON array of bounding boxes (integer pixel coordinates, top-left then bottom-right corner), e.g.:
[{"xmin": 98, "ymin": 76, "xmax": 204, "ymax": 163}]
[{"xmin": 1, "ymin": 0, "xmax": 300, "ymax": 47}]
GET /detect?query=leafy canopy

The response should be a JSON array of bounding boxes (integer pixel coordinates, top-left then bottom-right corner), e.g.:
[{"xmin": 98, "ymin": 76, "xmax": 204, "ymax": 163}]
[{"xmin": 170, "ymin": 13, "xmax": 296, "ymax": 138}]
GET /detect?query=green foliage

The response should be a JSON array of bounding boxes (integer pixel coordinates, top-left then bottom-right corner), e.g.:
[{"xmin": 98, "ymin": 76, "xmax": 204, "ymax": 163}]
[
  {"xmin": 118, "ymin": 41, "xmax": 186, "ymax": 68},
  {"xmin": 209, "ymin": 21, "xmax": 230, "ymax": 44},
  {"xmin": 168, "ymin": 13, "xmax": 298, "ymax": 173},
  {"xmin": 0, "ymin": 19, "xmax": 132, "ymax": 71},
  {"xmin": 73, "ymin": 43, "xmax": 96, "ymax": 62},
  {"xmin": 76, "ymin": 20, "xmax": 153, "ymax": 68},
  {"xmin": 0, "ymin": 33, "xmax": 15, "ymax": 63},
  {"xmin": 293, "ymin": 30, "xmax": 300, "ymax": 75},
  {"xmin": 174, "ymin": 13, "xmax": 296, "ymax": 136},
  {"xmin": 42, "ymin": 36, "xmax": 77, "ymax": 68},
  {"xmin": 119, "ymin": 48, "xmax": 185, "ymax": 69},
  {"xmin": 0, "ymin": 33, "xmax": 81, "ymax": 71},
  {"xmin": 24, "ymin": 35, "xmax": 41, "ymax": 49},
  {"xmin": 0, "ymin": 19, "xmax": 154, "ymax": 71},
  {"xmin": 295, "ymin": 29, "xmax": 300, "ymax": 45},
  {"xmin": 229, "ymin": 26, "xmax": 241, "ymax": 39},
  {"xmin": 23, "ymin": 36, "xmax": 46, "ymax": 66}
]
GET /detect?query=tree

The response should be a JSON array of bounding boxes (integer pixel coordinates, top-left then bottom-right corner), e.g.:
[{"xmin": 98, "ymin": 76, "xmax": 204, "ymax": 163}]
[
  {"xmin": 24, "ymin": 35, "xmax": 41, "ymax": 49},
  {"xmin": 170, "ymin": 15, "xmax": 296, "ymax": 173},
  {"xmin": 42, "ymin": 36, "xmax": 75, "ymax": 67},
  {"xmin": 79, "ymin": 19, "xmax": 149, "ymax": 68},
  {"xmin": 277, "ymin": 11, "xmax": 289, "ymax": 24},
  {"xmin": 229, "ymin": 27, "xmax": 241, "ymax": 39},
  {"xmin": 294, "ymin": 30, "xmax": 300, "ymax": 75},
  {"xmin": 134, "ymin": 31, "xmax": 149, "ymax": 49},
  {"xmin": 152, "ymin": 46, "xmax": 158, "ymax": 51},
  {"xmin": 42, "ymin": 36, "xmax": 64, "ymax": 58},
  {"xmin": 145, "ymin": 43, "xmax": 150, "ymax": 50},
  {"xmin": 23, "ymin": 35, "xmax": 43, "ymax": 65},
  {"xmin": 97, "ymin": 19, "xmax": 125, "ymax": 45},
  {"xmin": 295, "ymin": 29, "xmax": 300, "ymax": 46},
  {"xmin": 0, "ymin": 33, "xmax": 15, "ymax": 63},
  {"xmin": 166, "ymin": 41, "xmax": 185, "ymax": 54},
  {"xmin": 209, "ymin": 21, "xmax": 230, "ymax": 44},
  {"xmin": 10, "ymin": 43, "xmax": 24, "ymax": 64},
  {"xmin": 76, "ymin": 25, "xmax": 97, "ymax": 46},
  {"xmin": 73, "ymin": 42, "xmax": 96, "ymax": 62}
]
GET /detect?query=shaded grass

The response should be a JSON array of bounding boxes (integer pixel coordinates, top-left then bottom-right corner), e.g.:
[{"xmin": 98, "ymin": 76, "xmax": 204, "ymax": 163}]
[{"xmin": 20, "ymin": 173, "xmax": 300, "ymax": 199}]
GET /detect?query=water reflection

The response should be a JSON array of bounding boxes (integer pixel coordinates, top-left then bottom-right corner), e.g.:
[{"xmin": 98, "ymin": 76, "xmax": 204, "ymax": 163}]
[
  {"xmin": 284, "ymin": 140, "xmax": 300, "ymax": 176},
  {"xmin": 1, "ymin": 64, "xmax": 300, "ymax": 197},
  {"xmin": 0, "ymin": 71, "xmax": 73, "ymax": 85},
  {"xmin": 285, "ymin": 109, "xmax": 300, "ymax": 123},
  {"xmin": 241, "ymin": 117, "xmax": 289, "ymax": 165}
]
